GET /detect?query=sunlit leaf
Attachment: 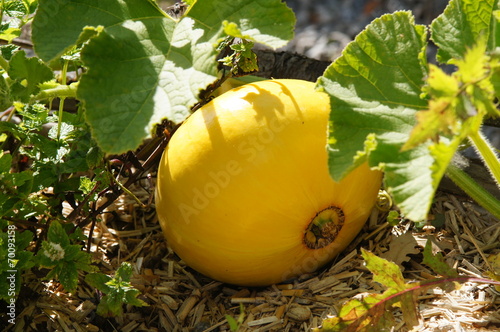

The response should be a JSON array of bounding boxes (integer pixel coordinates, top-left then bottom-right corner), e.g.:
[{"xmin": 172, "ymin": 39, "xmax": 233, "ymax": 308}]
[
  {"xmin": 431, "ymin": 0, "xmax": 497, "ymax": 63},
  {"xmin": 362, "ymin": 249, "xmax": 407, "ymax": 291},
  {"xmin": 318, "ymin": 11, "xmax": 432, "ymax": 221},
  {"xmin": 33, "ymin": 0, "xmax": 295, "ymax": 153},
  {"xmin": 8, "ymin": 50, "xmax": 53, "ymax": 102}
]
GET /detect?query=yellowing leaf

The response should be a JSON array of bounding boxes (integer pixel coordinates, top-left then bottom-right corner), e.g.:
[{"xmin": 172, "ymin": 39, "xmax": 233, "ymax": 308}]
[
  {"xmin": 362, "ymin": 248, "xmax": 407, "ymax": 291},
  {"xmin": 403, "ymin": 65, "xmax": 460, "ymax": 151},
  {"xmin": 488, "ymin": 252, "xmax": 500, "ymax": 274},
  {"xmin": 316, "ymin": 251, "xmax": 421, "ymax": 332},
  {"xmin": 454, "ymin": 38, "xmax": 488, "ymax": 83},
  {"xmin": 425, "ymin": 63, "xmax": 460, "ymax": 98},
  {"xmin": 223, "ymin": 21, "xmax": 251, "ymax": 40},
  {"xmin": 487, "ymin": 253, "xmax": 500, "ymax": 292},
  {"xmin": 405, "ymin": 40, "xmax": 496, "ymax": 152}
]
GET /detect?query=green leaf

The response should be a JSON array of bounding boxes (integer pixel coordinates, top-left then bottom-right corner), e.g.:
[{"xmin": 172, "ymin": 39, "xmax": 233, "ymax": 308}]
[
  {"xmin": 226, "ymin": 315, "xmax": 239, "ymax": 331},
  {"xmin": 402, "ymin": 64, "xmax": 460, "ymax": 150},
  {"xmin": 32, "ymin": 0, "xmax": 165, "ymax": 62},
  {"xmin": 85, "ymin": 273, "xmax": 112, "ymax": 293},
  {"xmin": 72, "ymin": 0, "xmax": 294, "ymax": 153},
  {"xmin": 99, "ymin": 291, "xmax": 123, "ymax": 316},
  {"xmin": 0, "ymin": 74, "xmax": 11, "ymax": 111},
  {"xmin": 386, "ymin": 210, "xmax": 400, "ymax": 226},
  {"xmin": 8, "ymin": 50, "xmax": 53, "ymax": 102},
  {"xmin": 0, "ymin": 152, "xmax": 12, "ymax": 173},
  {"xmin": 318, "ymin": 11, "xmax": 432, "ymax": 221},
  {"xmin": 48, "ymin": 122, "xmax": 74, "ymax": 140},
  {"xmin": 35, "ymin": 221, "xmax": 95, "ymax": 292},
  {"xmin": 0, "ymin": 121, "xmax": 26, "ymax": 141},
  {"xmin": 431, "ymin": 0, "xmax": 496, "ymax": 63},
  {"xmin": 422, "ymin": 239, "xmax": 459, "ymax": 278},
  {"xmin": 208, "ymin": 0, "xmax": 294, "ymax": 47},
  {"xmin": 0, "ymin": 229, "xmax": 34, "ymax": 273},
  {"xmin": 124, "ymin": 288, "xmax": 148, "ymax": 307},
  {"xmin": 315, "ymin": 250, "xmax": 426, "ymax": 332},
  {"xmin": 57, "ymin": 260, "xmax": 78, "ymax": 293},
  {"xmin": 16, "ymin": 103, "xmax": 50, "ymax": 131},
  {"xmin": 46, "ymin": 220, "xmax": 70, "ymax": 247},
  {"xmin": 0, "ymin": 24, "xmax": 21, "ymax": 43},
  {"xmin": 115, "ymin": 260, "xmax": 133, "ymax": 281},
  {"xmin": 10, "ymin": 170, "xmax": 33, "ymax": 190},
  {"xmin": 3, "ymin": 0, "xmax": 29, "ymax": 18},
  {"xmin": 27, "ymin": 0, "xmax": 38, "ymax": 12},
  {"xmin": 68, "ymin": 227, "xmax": 88, "ymax": 242},
  {"xmin": 12, "ymin": 230, "xmax": 33, "ymax": 253},
  {"xmin": 38, "ymin": 241, "xmax": 65, "ymax": 266},
  {"xmin": 0, "ymin": 44, "xmax": 18, "ymax": 61}
]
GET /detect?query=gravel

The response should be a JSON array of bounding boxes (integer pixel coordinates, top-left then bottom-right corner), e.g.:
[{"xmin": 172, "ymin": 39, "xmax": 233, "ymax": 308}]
[{"xmin": 281, "ymin": 0, "xmax": 448, "ymax": 60}]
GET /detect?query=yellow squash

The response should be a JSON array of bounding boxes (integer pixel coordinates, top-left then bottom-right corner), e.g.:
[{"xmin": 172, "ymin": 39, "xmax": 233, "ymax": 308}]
[{"xmin": 156, "ymin": 79, "xmax": 382, "ymax": 286}]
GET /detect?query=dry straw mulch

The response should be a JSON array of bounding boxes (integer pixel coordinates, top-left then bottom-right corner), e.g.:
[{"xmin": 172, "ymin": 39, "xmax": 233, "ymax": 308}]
[{"xmin": 3, "ymin": 179, "xmax": 500, "ymax": 332}]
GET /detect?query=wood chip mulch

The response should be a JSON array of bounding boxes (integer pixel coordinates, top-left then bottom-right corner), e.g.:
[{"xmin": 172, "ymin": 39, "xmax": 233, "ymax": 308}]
[{"xmin": 3, "ymin": 178, "xmax": 500, "ymax": 332}]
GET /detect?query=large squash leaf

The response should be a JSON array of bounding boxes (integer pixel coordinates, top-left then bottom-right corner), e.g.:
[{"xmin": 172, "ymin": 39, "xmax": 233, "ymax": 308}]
[
  {"xmin": 32, "ymin": 0, "xmax": 164, "ymax": 62},
  {"xmin": 319, "ymin": 3, "xmax": 500, "ymax": 222},
  {"xmin": 317, "ymin": 11, "xmax": 431, "ymax": 221},
  {"xmin": 32, "ymin": 0, "xmax": 295, "ymax": 153}
]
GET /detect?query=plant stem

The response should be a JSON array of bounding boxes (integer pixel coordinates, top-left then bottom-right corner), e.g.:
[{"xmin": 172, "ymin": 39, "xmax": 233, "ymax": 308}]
[
  {"xmin": 0, "ymin": 0, "xmax": 5, "ymax": 22},
  {"xmin": 446, "ymin": 163, "xmax": 500, "ymax": 219},
  {"xmin": 468, "ymin": 130, "xmax": 500, "ymax": 188},
  {"xmin": 56, "ymin": 60, "xmax": 69, "ymax": 140}
]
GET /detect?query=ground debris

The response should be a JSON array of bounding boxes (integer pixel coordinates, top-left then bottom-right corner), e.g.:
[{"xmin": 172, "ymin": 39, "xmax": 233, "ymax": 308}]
[{"xmin": 6, "ymin": 189, "xmax": 500, "ymax": 332}]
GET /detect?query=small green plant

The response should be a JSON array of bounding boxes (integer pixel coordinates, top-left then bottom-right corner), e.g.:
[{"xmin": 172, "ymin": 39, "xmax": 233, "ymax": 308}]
[
  {"xmin": 85, "ymin": 262, "xmax": 148, "ymax": 317},
  {"xmin": 34, "ymin": 220, "xmax": 96, "ymax": 293},
  {"xmin": 225, "ymin": 303, "xmax": 246, "ymax": 332},
  {"xmin": 218, "ymin": 37, "xmax": 259, "ymax": 75}
]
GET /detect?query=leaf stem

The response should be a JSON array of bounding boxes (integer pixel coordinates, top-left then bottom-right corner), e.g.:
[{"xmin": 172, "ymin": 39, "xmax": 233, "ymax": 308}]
[
  {"xmin": 113, "ymin": 177, "xmax": 147, "ymax": 209},
  {"xmin": 0, "ymin": 55, "xmax": 8, "ymax": 71},
  {"xmin": 32, "ymin": 82, "xmax": 78, "ymax": 101},
  {"xmin": 468, "ymin": 130, "xmax": 500, "ymax": 188},
  {"xmin": 446, "ymin": 163, "xmax": 500, "ymax": 219}
]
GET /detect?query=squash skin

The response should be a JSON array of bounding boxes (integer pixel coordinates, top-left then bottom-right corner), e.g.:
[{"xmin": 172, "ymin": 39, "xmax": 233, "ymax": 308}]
[{"xmin": 156, "ymin": 79, "xmax": 382, "ymax": 286}]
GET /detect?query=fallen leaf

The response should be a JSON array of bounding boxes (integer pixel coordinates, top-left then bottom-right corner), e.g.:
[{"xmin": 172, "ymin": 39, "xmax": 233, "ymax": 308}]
[
  {"xmin": 380, "ymin": 232, "xmax": 420, "ymax": 268},
  {"xmin": 412, "ymin": 234, "xmax": 454, "ymax": 254}
]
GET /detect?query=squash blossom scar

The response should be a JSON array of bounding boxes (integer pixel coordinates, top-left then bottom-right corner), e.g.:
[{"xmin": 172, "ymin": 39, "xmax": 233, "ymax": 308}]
[{"xmin": 304, "ymin": 206, "xmax": 344, "ymax": 249}]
